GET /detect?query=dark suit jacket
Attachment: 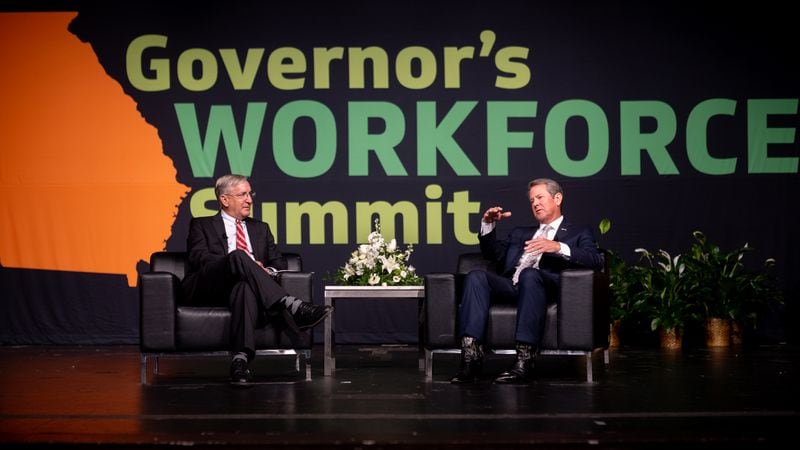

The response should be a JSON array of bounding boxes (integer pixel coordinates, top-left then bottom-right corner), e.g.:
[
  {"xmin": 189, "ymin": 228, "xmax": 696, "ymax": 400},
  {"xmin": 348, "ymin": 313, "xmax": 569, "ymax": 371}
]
[
  {"xmin": 182, "ymin": 213, "xmax": 286, "ymax": 304},
  {"xmin": 479, "ymin": 218, "xmax": 603, "ymax": 280}
]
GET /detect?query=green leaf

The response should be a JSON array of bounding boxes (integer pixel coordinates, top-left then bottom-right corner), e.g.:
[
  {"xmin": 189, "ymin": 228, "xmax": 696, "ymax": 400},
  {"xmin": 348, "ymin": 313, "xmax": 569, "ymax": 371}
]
[{"xmin": 598, "ymin": 218, "xmax": 611, "ymax": 235}]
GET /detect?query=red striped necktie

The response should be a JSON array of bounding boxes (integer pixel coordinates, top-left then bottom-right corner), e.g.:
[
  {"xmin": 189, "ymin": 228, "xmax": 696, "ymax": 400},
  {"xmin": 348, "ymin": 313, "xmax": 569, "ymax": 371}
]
[{"xmin": 235, "ymin": 219, "xmax": 250, "ymax": 252}]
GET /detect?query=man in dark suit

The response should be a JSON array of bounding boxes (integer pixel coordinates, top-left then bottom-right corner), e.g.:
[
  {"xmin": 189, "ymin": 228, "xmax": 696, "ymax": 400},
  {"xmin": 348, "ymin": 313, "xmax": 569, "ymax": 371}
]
[
  {"xmin": 182, "ymin": 174, "xmax": 332, "ymax": 385},
  {"xmin": 451, "ymin": 178, "xmax": 603, "ymax": 384}
]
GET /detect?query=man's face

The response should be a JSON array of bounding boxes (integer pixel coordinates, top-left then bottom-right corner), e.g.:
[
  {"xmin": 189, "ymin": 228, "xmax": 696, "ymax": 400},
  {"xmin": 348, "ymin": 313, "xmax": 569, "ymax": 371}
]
[
  {"xmin": 529, "ymin": 183, "xmax": 562, "ymax": 224},
  {"xmin": 220, "ymin": 181, "xmax": 253, "ymax": 220}
]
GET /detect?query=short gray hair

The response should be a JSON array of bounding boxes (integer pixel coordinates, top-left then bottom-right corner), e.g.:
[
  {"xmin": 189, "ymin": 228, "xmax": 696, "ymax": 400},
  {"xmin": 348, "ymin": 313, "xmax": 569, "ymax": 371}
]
[
  {"xmin": 528, "ymin": 178, "xmax": 563, "ymax": 198},
  {"xmin": 215, "ymin": 174, "xmax": 248, "ymax": 198}
]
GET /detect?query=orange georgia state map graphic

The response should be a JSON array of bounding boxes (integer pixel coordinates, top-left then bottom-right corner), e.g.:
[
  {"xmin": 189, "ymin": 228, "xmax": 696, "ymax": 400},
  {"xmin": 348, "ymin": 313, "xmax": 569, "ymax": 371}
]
[{"xmin": 0, "ymin": 12, "xmax": 189, "ymax": 287}]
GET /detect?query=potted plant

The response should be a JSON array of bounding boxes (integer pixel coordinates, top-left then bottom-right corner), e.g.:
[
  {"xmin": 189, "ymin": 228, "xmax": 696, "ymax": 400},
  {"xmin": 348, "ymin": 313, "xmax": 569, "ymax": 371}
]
[
  {"xmin": 598, "ymin": 218, "xmax": 636, "ymax": 347},
  {"xmin": 598, "ymin": 219, "xmax": 641, "ymax": 347},
  {"xmin": 684, "ymin": 231, "xmax": 783, "ymax": 347},
  {"xmin": 631, "ymin": 247, "xmax": 696, "ymax": 350},
  {"xmin": 730, "ymin": 258, "xmax": 783, "ymax": 344}
]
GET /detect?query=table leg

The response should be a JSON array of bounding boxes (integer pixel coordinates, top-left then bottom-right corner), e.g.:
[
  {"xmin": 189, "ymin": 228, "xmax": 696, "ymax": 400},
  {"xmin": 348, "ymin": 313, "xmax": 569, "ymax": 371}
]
[
  {"xmin": 417, "ymin": 297, "xmax": 425, "ymax": 371},
  {"xmin": 324, "ymin": 295, "xmax": 334, "ymax": 375}
]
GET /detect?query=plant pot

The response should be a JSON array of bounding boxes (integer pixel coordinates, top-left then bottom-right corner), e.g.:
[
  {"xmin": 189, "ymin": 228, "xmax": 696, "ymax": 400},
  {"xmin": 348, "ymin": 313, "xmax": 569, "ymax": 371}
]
[
  {"xmin": 659, "ymin": 327, "xmax": 682, "ymax": 350},
  {"xmin": 705, "ymin": 317, "xmax": 731, "ymax": 347},
  {"xmin": 730, "ymin": 320, "xmax": 744, "ymax": 345},
  {"xmin": 609, "ymin": 320, "xmax": 622, "ymax": 348}
]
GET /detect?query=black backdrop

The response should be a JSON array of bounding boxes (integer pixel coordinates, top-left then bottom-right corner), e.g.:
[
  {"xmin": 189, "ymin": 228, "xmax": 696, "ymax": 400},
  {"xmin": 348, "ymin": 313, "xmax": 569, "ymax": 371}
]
[{"xmin": 1, "ymin": 0, "xmax": 797, "ymax": 345}]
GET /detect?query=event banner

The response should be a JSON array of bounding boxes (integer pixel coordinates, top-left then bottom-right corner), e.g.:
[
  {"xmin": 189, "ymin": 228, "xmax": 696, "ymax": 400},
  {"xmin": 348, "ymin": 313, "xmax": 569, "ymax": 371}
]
[{"xmin": 1, "ymin": 1, "xmax": 797, "ymax": 344}]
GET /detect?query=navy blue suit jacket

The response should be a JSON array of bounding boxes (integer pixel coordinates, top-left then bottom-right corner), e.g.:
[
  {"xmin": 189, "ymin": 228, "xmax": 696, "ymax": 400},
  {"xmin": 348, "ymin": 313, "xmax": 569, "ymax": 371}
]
[{"xmin": 479, "ymin": 219, "xmax": 603, "ymax": 280}]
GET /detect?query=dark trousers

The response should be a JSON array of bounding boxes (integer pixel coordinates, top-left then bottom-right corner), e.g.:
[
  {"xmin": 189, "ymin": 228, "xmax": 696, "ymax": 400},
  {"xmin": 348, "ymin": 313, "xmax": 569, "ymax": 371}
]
[
  {"xmin": 457, "ymin": 268, "xmax": 560, "ymax": 346},
  {"xmin": 184, "ymin": 249, "xmax": 288, "ymax": 359}
]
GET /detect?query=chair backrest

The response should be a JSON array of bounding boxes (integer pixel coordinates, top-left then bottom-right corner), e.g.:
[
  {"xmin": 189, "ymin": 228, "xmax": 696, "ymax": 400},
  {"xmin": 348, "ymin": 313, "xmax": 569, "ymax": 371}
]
[
  {"xmin": 457, "ymin": 252, "xmax": 496, "ymax": 274},
  {"xmin": 285, "ymin": 253, "xmax": 303, "ymax": 271},
  {"xmin": 150, "ymin": 251, "xmax": 188, "ymax": 280},
  {"xmin": 149, "ymin": 251, "xmax": 304, "ymax": 280}
]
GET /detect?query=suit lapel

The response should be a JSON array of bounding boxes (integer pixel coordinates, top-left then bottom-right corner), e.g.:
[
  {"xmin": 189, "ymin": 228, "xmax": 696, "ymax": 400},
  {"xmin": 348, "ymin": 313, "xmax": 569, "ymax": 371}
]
[
  {"xmin": 211, "ymin": 213, "xmax": 228, "ymax": 251},
  {"xmin": 244, "ymin": 218, "xmax": 263, "ymax": 260},
  {"xmin": 555, "ymin": 218, "xmax": 578, "ymax": 241}
]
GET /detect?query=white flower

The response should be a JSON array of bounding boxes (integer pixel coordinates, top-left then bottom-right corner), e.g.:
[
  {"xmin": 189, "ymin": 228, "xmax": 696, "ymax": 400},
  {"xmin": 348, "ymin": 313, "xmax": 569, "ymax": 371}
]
[
  {"xmin": 380, "ymin": 255, "xmax": 400, "ymax": 273},
  {"xmin": 333, "ymin": 218, "xmax": 422, "ymax": 286},
  {"xmin": 368, "ymin": 273, "xmax": 381, "ymax": 285}
]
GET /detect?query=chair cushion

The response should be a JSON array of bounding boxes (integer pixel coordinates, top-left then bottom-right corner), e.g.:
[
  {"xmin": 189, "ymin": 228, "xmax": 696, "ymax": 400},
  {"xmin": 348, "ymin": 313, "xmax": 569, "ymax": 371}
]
[
  {"xmin": 486, "ymin": 303, "xmax": 558, "ymax": 349},
  {"xmin": 176, "ymin": 306, "xmax": 310, "ymax": 350}
]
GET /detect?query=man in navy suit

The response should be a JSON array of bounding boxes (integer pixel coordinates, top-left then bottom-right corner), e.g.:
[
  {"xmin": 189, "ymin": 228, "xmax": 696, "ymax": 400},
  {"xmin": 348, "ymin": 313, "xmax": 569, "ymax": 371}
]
[
  {"xmin": 451, "ymin": 178, "xmax": 603, "ymax": 384},
  {"xmin": 182, "ymin": 174, "xmax": 331, "ymax": 385}
]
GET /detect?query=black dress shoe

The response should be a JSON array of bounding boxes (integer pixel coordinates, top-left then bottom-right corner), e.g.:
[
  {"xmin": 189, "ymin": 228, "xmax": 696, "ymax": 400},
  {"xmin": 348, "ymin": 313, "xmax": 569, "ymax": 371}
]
[
  {"xmin": 494, "ymin": 358, "xmax": 534, "ymax": 384},
  {"xmin": 450, "ymin": 359, "xmax": 483, "ymax": 384},
  {"xmin": 289, "ymin": 302, "xmax": 333, "ymax": 330},
  {"xmin": 230, "ymin": 358, "xmax": 252, "ymax": 385}
]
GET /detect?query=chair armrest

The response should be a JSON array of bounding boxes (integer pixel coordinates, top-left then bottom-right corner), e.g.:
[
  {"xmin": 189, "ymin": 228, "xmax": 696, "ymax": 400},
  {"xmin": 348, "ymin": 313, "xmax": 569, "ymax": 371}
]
[
  {"xmin": 558, "ymin": 269, "xmax": 609, "ymax": 350},
  {"xmin": 424, "ymin": 273, "xmax": 459, "ymax": 348},
  {"xmin": 278, "ymin": 272, "xmax": 313, "ymax": 303},
  {"xmin": 139, "ymin": 272, "xmax": 178, "ymax": 351}
]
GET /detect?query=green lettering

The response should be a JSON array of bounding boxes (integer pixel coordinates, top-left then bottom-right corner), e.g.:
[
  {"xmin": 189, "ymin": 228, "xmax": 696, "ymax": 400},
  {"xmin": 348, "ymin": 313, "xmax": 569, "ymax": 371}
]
[
  {"xmin": 748, "ymin": 99, "xmax": 798, "ymax": 173},
  {"xmin": 175, "ymin": 102, "xmax": 266, "ymax": 177},
  {"xmin": 486, "ymin": 101, "xmax": 537, "ymax": 175},
  {"xmin": 273, "ymin": 100, "xmax": 336, "ymax": 178},
  {"xmin": 545, "ymin": 99, "xmax": 609, "ymax": 177},
  {"xmin": 620, "ymin": 101, "xmax": 679, "ymax": 175},
  {"xmin": 686, "ymin": 99, "xmax": 737, "ymax": 175},
  {"xmin": 348, "ymin": 102, "xmax": 407, "ymax": 176},
  {"xmin": 417, "ymin": 101, "xmax": 480, "ymax": 176}
]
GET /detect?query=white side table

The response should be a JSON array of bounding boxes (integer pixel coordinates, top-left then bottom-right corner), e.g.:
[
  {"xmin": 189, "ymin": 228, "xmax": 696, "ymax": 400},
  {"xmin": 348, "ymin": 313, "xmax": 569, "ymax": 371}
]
[{"xmin": 323, "ymin": 285, "xmax": 425, "ymax": 376}]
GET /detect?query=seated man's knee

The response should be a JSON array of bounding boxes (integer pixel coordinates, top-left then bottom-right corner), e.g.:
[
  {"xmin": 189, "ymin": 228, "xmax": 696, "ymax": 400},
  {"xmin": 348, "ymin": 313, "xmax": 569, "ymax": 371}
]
[
  {"xmin": 228, "ymin": 249, "xmax": 251, "ymax": 264},
  {"xmin": 227, "ymin": 249, "xmax": 257, "ymax": 275},
  {"xmin": 464, "ymin": 270, "xmax": 489, "ymax": 289},
  {"xmin": 517, "ymin": 268, "xmax": 544, "ymax": 287}
]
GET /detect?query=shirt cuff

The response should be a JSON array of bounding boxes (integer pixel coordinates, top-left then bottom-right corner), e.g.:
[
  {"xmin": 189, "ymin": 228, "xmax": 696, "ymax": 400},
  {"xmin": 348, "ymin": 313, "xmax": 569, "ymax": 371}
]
[
  {"xmin": 558, "ymin": 242, "xmax": 571, "ymax": 258},
  {"xmin": 480, "ymin": 221, "xmax": 496, "ymax": 236}
]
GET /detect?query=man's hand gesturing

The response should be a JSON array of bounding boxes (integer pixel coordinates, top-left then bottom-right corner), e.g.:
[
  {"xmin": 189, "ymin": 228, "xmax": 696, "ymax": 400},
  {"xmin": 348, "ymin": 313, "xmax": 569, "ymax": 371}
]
[{"xmin": 483, "ymin": 206, "xmax": 512, "ymax": 223}]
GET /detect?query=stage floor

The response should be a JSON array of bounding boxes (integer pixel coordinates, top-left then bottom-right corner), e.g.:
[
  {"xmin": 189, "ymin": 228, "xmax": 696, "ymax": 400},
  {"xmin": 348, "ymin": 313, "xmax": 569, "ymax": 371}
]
[{"xmin": 0, "ymin": 343, "xmax": 798, "ymax": 449}]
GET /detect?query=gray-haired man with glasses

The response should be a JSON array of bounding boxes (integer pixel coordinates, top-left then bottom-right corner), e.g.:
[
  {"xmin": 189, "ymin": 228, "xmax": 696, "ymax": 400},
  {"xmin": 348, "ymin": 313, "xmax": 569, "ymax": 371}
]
[{"xmin": 181, "ymin": 174, "xmax": 332, "ymax": 385}]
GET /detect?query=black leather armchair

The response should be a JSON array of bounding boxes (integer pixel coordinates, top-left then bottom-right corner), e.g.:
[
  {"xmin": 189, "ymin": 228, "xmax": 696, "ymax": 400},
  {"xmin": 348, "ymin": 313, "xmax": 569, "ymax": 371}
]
[
  {"xmin": 423, "ymin": 252, "xmax": 609, "ymax": 382},
  {"xmin": 139, "ymin": 251, "xmax": 314, "ymax": 384}
]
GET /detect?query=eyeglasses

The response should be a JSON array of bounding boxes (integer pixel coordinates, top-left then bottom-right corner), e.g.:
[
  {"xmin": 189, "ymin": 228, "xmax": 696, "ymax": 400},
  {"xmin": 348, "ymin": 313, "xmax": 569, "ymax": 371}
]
[{"xmin": 224, "ymin": 191, "xmax": 256, "ymax": 199}]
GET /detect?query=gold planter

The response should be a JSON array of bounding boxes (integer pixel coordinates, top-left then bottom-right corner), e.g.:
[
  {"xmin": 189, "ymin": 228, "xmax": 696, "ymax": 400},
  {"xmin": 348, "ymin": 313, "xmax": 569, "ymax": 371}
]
[
  {"xmin": 705, "ymin": 318, "xmax": 731, "ymax": 347},
  {"xmin": 659, "ymin": 327, "xmax": 682, "ymax": 350},
  {"xmin": 609, "ymin": 320, "xmax": 622, "ymax": 348}
]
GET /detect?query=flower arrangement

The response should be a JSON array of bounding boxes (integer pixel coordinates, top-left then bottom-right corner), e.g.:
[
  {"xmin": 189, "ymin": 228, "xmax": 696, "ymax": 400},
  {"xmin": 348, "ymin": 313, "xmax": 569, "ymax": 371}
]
[{"xmin": 329, "ymin": 219, "xmax": 422, "ymax": 286}]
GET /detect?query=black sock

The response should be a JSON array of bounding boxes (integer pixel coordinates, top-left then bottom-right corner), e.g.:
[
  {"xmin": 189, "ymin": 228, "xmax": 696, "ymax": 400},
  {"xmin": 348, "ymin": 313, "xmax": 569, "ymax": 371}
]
[{"xmin": 280, "ymin": 295, "xmax": 302, "ymax": 314}]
